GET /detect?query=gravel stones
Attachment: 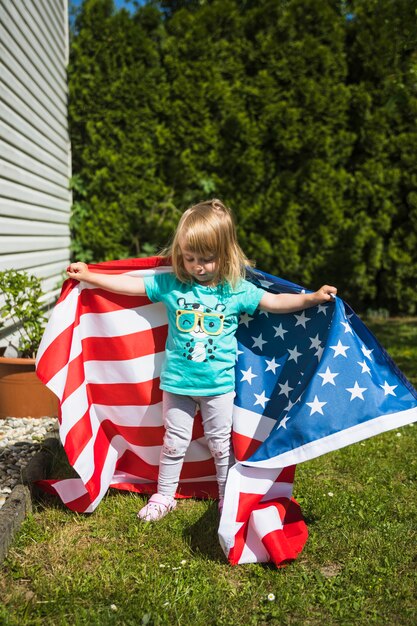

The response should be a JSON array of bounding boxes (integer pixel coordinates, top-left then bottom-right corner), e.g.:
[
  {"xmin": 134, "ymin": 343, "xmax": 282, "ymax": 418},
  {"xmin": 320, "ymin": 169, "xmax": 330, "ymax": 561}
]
[{"xmin": 0, "ymin": 417, "xmax": 57, "ymax": 509}]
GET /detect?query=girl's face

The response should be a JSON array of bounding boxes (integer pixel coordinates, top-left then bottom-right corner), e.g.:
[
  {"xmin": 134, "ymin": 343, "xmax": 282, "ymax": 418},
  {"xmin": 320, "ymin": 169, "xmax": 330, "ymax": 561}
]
[{"xmin": 180, "ymin": 245, "xmax": 218, "ymax": 285}]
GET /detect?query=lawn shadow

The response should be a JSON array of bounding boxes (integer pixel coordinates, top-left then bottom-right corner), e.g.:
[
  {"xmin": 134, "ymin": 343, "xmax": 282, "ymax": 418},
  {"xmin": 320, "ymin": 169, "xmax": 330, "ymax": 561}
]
[
  {"xmin": 34, "ymin": 490, "xmax": 74, "ymax": 513},
  {"xmin": 183, "ymin": 501, "xmax": 226, "ymax": 563}
]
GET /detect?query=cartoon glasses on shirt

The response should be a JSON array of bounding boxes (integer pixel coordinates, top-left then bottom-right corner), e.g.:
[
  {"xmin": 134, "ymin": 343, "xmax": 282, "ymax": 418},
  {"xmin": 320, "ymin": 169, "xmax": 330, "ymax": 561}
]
[{"xmin": 176, "ymin": 309, "xmax": 225, "ymax": 336}]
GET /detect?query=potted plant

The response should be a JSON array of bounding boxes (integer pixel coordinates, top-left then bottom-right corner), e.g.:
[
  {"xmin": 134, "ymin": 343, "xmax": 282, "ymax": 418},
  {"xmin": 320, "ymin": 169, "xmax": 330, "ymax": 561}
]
[{"xmin": 0, "ymin": 269, "xmax": 58, "ymax": 418}]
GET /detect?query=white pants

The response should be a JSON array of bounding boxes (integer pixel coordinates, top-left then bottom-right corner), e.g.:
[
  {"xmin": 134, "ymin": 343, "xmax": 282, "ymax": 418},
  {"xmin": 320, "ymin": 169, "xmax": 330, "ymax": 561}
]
[{"xmin": 157, "ymin": 390, "xmax": 235, "ymax": 498}]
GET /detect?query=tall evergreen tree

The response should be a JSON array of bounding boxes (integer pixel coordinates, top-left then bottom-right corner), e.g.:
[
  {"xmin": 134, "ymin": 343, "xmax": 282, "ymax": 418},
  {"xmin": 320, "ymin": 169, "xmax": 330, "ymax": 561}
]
[
  {"xmin": 222, "ymin": 0, "xmax": 353, "ymax": 290},
  {"xmin": 69, "ymin": 0, "xmax": 179, "ymax": 261},
  {"xmin": 344, "ymin": 0, "xmax": 417, "ymax": 313}
]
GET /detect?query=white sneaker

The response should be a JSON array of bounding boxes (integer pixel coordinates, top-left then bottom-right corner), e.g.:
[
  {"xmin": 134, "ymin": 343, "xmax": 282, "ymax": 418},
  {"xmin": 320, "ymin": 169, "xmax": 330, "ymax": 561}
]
[{"xmin": 137, "ymin": 493, "xmax": 176, "ymax": 521}]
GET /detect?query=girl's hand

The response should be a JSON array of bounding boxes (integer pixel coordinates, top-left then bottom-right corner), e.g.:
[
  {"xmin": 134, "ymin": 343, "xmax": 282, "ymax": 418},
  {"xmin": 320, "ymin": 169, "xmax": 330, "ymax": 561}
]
[
  {"xmin": 313, "ymin": 285, "xmax": 337, "ymax": 304},
  {"xmin": 67, "ymin": 262, "xmax": 90, "ymax": 282},
  {"xmin": 66, "ymin": 263, "xmax": 146, "ymax": 295}
]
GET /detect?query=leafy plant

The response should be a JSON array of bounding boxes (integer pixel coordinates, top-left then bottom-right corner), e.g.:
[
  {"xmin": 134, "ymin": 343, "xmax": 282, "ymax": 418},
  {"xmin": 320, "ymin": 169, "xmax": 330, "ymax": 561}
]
[{"xmin": 0, "ymin": 269, "xmax": 47, "ymax": 359}]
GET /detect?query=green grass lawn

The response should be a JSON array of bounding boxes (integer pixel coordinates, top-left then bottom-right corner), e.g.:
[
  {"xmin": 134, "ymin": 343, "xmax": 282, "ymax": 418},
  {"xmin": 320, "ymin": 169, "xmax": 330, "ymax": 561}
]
[{"xmin": 1, "ymin": 318, "xmax": 416, "ymax": 626}]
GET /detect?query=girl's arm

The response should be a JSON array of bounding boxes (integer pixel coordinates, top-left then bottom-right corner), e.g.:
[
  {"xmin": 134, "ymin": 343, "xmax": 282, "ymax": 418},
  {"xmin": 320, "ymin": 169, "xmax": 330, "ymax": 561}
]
[
  {"xmin": 259, "ymin": 284, "xmax": 337, "ymax": 314},
  {"xmin": 67, "ymin": 262, "xmax": 146, "ymax": 296}
]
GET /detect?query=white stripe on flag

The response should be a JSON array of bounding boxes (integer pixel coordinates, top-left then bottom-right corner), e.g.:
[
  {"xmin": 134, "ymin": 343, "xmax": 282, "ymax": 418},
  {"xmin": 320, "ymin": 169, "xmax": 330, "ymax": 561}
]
[
  {"xmin": 124, "ymin": 267, "xmax": 172, "ymax": 277},
  {"xmin": 251, "ymin": 505, "xmax": 284, "ymax": 535},
  {"xmin": 232, "ymin": 464, "xmax": 282, "ymax": 495},
  {"xmin": 236, "ymin": 506, "xmax": 283, "ymax": 564},
  {"xmin": 110, "ymin": 474, "xmax": 154, "ymax": 485},
  {"xmin": 233, "ymin": 405, "xmax": 277, "ymax": 442},
  {"xmin": 236, "ymin": 514, "xmax": 271, "ymax": 564},
  {"xmin": 50, "ymin": 478, "xmax": 90, "ymax": 507},
  {"xmin": 242, "ymin": 406, "xmax": 417, "ymax": 469},
  {"xmin": 93, "ymin": 403, "xmax": 164, "ymax": 427},
  {"xmin": 72, "ymin": 436, "xmax": 98, "ymax": 482},
  {"xmin": 110, "ymin": 472, "xmax": 218, "ymax": 486},
  {"xmin": 177, "ymin": 475, "xmax": 217, "ymax": 483},
  {"xmin": 84, "ymin": 352, "xmax": 164, "ymax": 384},
  {"xmin": 78, "ymin": 303, "xmax": 167, "ymax": 338},
  {"xmin": 218, "ymin": 463, "xmax": 282, "ymax": 558},
  {"xmin": 260, "ymin": 481, "xmax": 294, "ymax": 502},
  {"xmin": 47, "ymin": 363, "xmax": 69, "ymax": 400},
  {"xmin": 60, "ymin": 385, "xmax": 90, "ymax": 445},
  {"xmin": 91, "ymin": 443, "xmax": 120, "ymax": 511},
  {"xmin": 36, "ymin": 287, "xmax": 81, "ymax": 363}
]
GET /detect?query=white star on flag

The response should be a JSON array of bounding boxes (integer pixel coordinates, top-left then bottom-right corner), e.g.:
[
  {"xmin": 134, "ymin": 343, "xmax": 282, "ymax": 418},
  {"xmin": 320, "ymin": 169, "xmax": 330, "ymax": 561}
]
[
  {"xmin": 254, "ymin": 391, "xmax": 270, "ymax": 409},
  {"xmin": 265, "ymin": 357, "xmax": 280, "ymax": 374},
  {"xmin": 240, "ymin": 367, "xmax": 257, "ymax": 385},
  {"xmin": 252, "ymin": 333, "xmax": 267, "ymax": 350},
  {"xmin": 235, "ymin": 348, "xmax": 244, "ymax": 362},
  {"xmin": 340, "ymin": 321, "xmax": 353, "ymax": 334},
  {"xmin": 306, "ymin": 395, "xmax": 327, "ymax": 415},
  {"xmin": 259, "ymin": 279, "xmax": 274, "ymax": 289},
  {"xmin": 284, "ymin": 399, "xmax": 296, "ymax": 412},
  {"xmin": 357, "ymin": 360, "xmax": 371, "ymax": 375},
  {"xmin": 346, "ymin": 381, "xmax": 367, "ymax": 401},
  {"xmin": 278, "ymin": 380, "xmax": 294, "ymax": 397},
  {"xmin": 273, "ymin": 324, "xmax": 288, "ymax": 340},
  {"xmin": 278, "ymin": 414, "xmax": 290, "ymax": 429},
  {"xmin": 239, "ymin": 313, "xmax": 253, "ymax": 327},
  {"xmin": 317, "ymin": 304, "xmax": 328, "ymax": 315},
  {"xmin": 315, "ymin": 345, "xmax": 324, "ymax": 361},
  {"xmin": 318, "ymin": 367, "xmax": 339, "ymax": 386},
  {"xmin": 361, "ymin": 345, "xmax": 374, "ymax": 360},
  {"xmin": 380, "ymin": 381, "xmax": 397, "ymax": 396},
  {"xmin": 309, "ymin": 334, "xmax": 322, "ymax": 350},
  {"xmin": 294, "ymin": 311, "xmax": 311, "ymax": 328},
  {"xmin": 330, "ymin": 340, "xmax": 350, "ymax": 358},
  {"xmin": 287, "ymin": 345, "xmax": 302, "ymax": 363}
]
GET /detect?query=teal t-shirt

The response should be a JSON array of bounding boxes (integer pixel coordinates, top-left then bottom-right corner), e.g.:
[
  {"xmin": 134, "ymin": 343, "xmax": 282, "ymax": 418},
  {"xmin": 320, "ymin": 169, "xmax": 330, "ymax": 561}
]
[{"xmin": 144, "ymin": 273, "xmax": 264, "ymax": 396}]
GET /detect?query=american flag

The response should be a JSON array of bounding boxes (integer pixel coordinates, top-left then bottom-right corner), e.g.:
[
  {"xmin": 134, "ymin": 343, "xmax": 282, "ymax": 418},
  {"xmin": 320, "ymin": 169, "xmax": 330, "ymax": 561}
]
[{"xmin": 36, "ymin": 258, "xmax": 417, "ymax": 567}]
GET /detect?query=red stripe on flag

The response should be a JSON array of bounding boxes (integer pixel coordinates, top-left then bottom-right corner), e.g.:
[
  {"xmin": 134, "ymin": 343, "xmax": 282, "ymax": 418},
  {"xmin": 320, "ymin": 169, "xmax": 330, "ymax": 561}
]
[
  {"xmin": 110, "ymin": 481, "xmax": 219, "ymax": 499},
  {"xmin": 85, "ymin": 256, "xmax": 169, "ymax": 274},
  {"xmin": 87, "ymin": 381, "xmax": 162, "ymax": 406},
  {"xmin": 232, "ymin": 431, "xmax": 262, "ymax": 462},
  {"xmin": 62, "ymin": 352, "xmax": 86, "ymax": 403},
  {"xmin": 80, "ymin": 328, "xmax": 167, "ymax": 362},
  {"xmin": 78, "ymin": 289, "xmax": 151, "ymax": 314},
  {"xmin": 64, "ymin": 408, "xmax": 93, "ymax": 465},
  {"xmin": 60, "ymin": 329, "xmax": 167, "ymax": 404},
  {"xmin": 102, "ymin": 421, "xmax": 165, "ymax": 447},
  {"xmin": 261, "ymin": 500, "xmax": 308, "ymax": 567},
  {"xmin": 115, "ymin": 449, "xmax": 216, "ymax": 481},
  {"xmin": 192, "ymin": 413, "xmax": 204, "ymax": 440},
  {"xmin": 116, "ymin": 450, "xmax": 159, "ymax": 482},
  {"xmin": 64, "ymin": 491, "xmax": 98, "ymax": 513},
  {"xmin": 36, "ymin": 324, "xmax": 74, "ymax": 386}
]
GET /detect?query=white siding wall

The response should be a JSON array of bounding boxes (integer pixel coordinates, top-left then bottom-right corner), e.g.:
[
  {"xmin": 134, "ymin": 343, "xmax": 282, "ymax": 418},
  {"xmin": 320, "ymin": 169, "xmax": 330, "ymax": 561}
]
[{"xmin": 0, "ymin": 0, "xmax": 71, "ymax": 350}]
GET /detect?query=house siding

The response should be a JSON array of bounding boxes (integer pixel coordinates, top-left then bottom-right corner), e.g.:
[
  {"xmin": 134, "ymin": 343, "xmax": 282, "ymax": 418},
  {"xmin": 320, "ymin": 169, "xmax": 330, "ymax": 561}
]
[{"xmin": 0, "ymin": 0, "xmax": 71, "ymax": 349}]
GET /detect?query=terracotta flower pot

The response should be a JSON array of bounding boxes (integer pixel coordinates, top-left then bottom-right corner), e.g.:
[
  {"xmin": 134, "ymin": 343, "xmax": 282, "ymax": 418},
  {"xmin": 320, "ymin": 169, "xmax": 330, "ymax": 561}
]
[{"xmin": 0, "ymin": 357, "xmax": 59, "ymax": 419}]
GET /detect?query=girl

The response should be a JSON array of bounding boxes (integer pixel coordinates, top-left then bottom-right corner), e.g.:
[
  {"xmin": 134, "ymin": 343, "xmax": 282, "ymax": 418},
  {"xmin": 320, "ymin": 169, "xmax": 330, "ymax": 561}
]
[{"xmin": 67, "ymin": 199, "xmax": 337, "ymax": 521}]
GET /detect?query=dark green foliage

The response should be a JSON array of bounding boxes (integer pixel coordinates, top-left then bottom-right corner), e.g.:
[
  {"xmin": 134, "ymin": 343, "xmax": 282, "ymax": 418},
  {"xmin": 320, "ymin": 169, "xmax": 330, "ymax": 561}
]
[
  {"xmin": 343, "ymin": 0, "xmax": 417, "ymax": 313},
  {"xmin": 68, "ymin": 0, "xmax": 417, "ymax": 313},
  {"xmin": 69, "ymin": 0, "xmax": 180, "ymax": 261}
]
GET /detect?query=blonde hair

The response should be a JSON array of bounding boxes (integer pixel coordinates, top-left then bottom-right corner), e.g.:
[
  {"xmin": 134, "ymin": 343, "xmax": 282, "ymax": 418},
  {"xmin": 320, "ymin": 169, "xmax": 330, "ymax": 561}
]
[{"xmin": 164, "ymin": 199, "xmax": 252, "ymax": 288}]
